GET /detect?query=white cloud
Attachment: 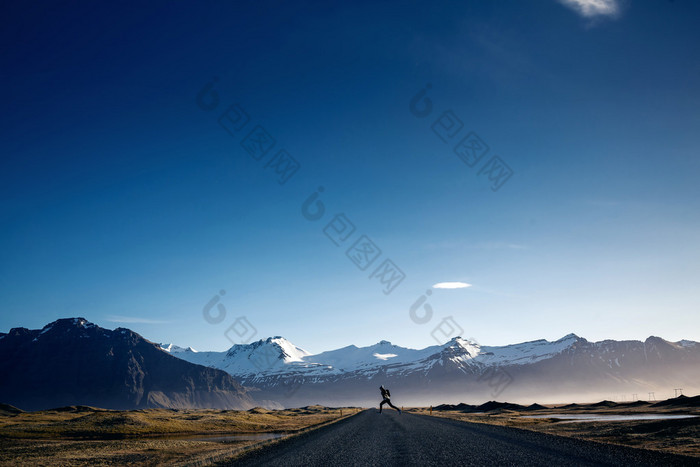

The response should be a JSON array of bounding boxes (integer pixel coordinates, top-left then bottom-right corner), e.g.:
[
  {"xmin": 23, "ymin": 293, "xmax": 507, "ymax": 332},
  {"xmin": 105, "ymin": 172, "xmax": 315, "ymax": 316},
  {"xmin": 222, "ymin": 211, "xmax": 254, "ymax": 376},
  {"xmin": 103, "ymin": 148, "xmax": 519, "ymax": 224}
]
[
  {"xmin": 558, "ymin": 0, "xmax": 619, "ymax": 18},
  {"xmin": 106, "ymin": 315, "xmax": 170, "ymax": 324},
  {"xmin": 432, "ymin": 282, "xmax": 472, "ymax": 289}
]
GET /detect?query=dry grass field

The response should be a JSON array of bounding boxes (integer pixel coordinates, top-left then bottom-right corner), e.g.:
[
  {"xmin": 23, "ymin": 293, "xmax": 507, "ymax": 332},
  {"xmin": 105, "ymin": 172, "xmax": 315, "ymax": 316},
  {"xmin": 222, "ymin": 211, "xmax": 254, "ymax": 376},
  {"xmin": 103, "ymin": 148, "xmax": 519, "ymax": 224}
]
[
  {"xmin": 3, "ymin": 398, "xmax": 698, "ymax": 464},
  {"xmin": 0, "ymin": 404, "xmax": 360, "ymax": 466},
  {"xmin": 410, "ymin": 397, "xmax": 700, "ymax": 458}
]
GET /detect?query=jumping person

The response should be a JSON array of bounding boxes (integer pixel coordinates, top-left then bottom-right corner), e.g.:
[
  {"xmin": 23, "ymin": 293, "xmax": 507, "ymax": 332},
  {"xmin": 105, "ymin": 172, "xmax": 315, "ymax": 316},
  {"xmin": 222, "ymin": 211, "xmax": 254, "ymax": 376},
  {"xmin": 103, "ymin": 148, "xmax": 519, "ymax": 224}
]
[{"xmin": 379, "ymin": 385, "xmax": 401, "ymax": 414}]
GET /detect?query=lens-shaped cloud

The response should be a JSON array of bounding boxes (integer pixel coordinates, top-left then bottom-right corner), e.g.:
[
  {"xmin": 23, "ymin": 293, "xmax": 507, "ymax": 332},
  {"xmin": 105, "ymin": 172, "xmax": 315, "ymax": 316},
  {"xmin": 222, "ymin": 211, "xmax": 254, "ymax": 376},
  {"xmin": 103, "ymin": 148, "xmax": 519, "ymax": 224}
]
[
  {"xmin": 558, "ymin": 0, "xmax": 619, "ymax": 18},
  {"xmin": 432, "ymin": 282, "xmax": 472, "ymax": 289}
]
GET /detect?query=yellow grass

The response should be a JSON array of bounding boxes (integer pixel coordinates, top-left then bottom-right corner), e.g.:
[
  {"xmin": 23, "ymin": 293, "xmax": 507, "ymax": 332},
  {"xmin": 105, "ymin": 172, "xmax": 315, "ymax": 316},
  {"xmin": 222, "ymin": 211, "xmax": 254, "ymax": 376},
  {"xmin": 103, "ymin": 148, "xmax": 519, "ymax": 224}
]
[
  {"xmin": 410, "ymin": 404, "xmax": 700, "ymax": 458},
  {"xmin": 0, "ymin": 405, "xmax": 362, "ymax": 466}
]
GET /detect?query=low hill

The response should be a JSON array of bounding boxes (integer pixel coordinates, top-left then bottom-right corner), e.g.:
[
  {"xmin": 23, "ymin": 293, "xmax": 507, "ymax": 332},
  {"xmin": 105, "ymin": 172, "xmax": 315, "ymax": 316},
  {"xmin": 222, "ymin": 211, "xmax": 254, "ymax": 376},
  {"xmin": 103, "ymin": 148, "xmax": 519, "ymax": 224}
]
[{"xmin": 652, "ymin": 395, "xmax": 700, "ymax": 408}]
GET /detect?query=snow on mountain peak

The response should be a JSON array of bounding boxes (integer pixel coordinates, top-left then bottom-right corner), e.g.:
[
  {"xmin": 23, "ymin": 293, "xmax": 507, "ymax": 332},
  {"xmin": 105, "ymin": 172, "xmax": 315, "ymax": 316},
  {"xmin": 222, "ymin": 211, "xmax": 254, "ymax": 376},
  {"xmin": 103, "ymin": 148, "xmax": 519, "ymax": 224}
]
[
  {"xmin": 158, "ymin": 336, "xmax": 316, "ymax": 378},
  {"xmin": 373, "ymin": 353, "xmax": 398, "ymax": 361},
  {"xmin": 159, "ymin": 343, "xmax": 197, "ymax": 353},
  {"xmin": 478, "ymin": 335, "xmax": 579, "ymax": 366},
  {"xmin": 267, "ymin": 336, "xmax": 311, "ymax": 362},
  {"xmin": 558, "ymin": 333, "xmax": 580, "ymax": 342},
  {"xmin": 451, "ymin": 336, "xmax": 479, "ymax": 347},
  {"xmin": 163, "ymin": 333, "xmax": 606, "ymax": 383}
]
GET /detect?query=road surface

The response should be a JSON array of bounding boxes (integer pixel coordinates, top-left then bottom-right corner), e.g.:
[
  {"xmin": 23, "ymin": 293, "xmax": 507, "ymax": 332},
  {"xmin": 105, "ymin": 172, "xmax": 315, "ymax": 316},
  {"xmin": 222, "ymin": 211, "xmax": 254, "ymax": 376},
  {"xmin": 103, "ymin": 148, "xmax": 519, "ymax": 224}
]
[{"xmin": 226, "ymin": 409, "xmax": 697, "ymax": 466}]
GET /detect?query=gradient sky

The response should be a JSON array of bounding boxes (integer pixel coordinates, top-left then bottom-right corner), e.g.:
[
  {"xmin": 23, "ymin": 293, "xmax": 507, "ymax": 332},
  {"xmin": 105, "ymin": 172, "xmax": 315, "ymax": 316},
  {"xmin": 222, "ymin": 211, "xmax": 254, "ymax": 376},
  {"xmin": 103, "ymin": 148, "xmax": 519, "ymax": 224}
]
[{"xmin": 1, "ymin": 0, "xmax": 699, "ymax": 353}]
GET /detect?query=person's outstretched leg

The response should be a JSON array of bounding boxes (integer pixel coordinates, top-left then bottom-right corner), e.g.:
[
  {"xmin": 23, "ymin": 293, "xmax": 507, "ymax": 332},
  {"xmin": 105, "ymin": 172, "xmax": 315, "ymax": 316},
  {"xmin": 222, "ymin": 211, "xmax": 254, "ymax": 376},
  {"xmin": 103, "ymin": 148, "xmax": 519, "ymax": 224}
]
[
  {"xmin": 379, "ymin": 399, "xmax": 387, "ymax": 413},
  {"xmin": 388, "ymin": 400, "xmax": 401, "ymax": 413}
]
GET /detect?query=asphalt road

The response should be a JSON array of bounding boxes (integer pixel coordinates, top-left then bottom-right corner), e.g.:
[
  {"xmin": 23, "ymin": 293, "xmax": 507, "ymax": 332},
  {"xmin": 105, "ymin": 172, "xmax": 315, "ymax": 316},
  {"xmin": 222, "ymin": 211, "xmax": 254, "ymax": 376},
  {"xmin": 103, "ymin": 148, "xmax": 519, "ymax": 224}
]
[{"xmin": 227, "ymin": 409, "xmax": 698, "ymax": 466}]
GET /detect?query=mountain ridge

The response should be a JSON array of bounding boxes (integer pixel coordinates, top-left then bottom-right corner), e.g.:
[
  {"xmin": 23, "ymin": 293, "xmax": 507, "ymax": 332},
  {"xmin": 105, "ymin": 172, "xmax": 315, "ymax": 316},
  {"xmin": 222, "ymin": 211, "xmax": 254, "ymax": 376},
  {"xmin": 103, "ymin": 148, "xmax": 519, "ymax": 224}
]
[
  {"xmin": 161, "ymin": 332, "xmax": 700, "ymax": 407},
  {"xmin": 3, "ymin": 318, "xmax": 698, "ymax": 409},
  {"xmin": 0, "ymin": 318, "xmax": 256, "ymax": 411}
]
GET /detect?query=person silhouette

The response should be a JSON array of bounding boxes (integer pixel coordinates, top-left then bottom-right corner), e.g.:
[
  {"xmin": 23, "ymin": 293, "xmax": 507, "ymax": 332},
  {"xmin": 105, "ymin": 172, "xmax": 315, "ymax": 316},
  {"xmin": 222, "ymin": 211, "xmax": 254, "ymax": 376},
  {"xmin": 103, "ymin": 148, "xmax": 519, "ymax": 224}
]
[{"xmin": 379, "ymin": 385, "xmax": 401, "ymax": 414}]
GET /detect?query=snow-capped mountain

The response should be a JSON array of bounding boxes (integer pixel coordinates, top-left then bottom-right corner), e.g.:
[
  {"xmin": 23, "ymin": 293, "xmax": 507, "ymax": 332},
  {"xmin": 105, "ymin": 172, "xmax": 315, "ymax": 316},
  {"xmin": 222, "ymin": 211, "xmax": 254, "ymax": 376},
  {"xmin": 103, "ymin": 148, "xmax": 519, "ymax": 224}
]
[
  {"xmin": 160, "ymin": 334, "xmax": 581, "ymax": 380},
  {"xmin": 7, "ymin": 317, "xmax": 696, "ymax": 410},
  {"xmin": 161, "ymin": 333, "xmax": 700, "ymax": 407},
  {"xmin": 160, "ymin": 336, "xmax": 314, "ymax": 377}
]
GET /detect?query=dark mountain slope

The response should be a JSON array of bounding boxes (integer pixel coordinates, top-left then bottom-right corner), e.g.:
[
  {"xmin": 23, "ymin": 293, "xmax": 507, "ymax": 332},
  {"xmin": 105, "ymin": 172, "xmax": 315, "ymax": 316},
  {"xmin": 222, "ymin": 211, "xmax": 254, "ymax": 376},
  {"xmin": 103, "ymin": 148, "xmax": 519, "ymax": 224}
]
[{"xmin": 0, "ymin": 318, "xmax": 255, "ymax": 411}]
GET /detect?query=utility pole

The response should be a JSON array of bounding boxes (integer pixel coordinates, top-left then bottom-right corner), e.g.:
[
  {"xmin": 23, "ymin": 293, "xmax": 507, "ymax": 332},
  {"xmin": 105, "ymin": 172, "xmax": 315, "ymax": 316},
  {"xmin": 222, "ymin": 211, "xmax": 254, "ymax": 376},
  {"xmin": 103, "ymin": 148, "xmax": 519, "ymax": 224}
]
[
  {"xmin": 674, "ymin": 388, "xmax": 683, "ymax": 397},
  {"xmin": 648, "ymin": 392, "xmax": 655, "ymax": 401},
  {"xmin": 632, "ymin": 393, "xmax": 638, "ymax": 401}
]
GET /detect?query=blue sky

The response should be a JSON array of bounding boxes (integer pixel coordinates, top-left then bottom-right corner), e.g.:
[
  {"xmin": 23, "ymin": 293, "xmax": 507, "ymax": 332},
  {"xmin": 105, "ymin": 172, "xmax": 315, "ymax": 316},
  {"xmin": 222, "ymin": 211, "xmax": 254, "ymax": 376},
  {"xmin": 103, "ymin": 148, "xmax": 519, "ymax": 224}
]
[{"xmin": 1, "ymin": 0, "xmax": 699, "ymax": 353}]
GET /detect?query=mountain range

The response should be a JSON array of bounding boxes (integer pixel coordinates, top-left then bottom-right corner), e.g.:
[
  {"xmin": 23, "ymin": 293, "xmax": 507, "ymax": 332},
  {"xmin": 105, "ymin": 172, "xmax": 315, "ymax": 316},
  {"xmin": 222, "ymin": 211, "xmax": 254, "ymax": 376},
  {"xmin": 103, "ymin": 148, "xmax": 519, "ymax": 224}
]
[
  {"xmin": 1, "ymin": 318, "xmax": 698, "ymax": 410},
  {"xmin": 161, "ymin": 333, "xmax": 700, "ymax": 407}
]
